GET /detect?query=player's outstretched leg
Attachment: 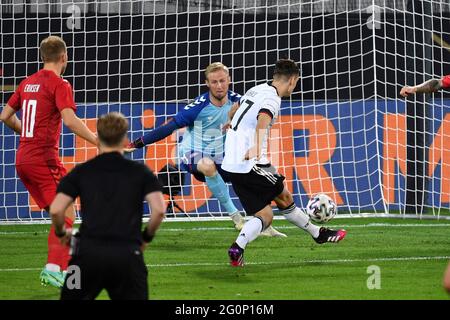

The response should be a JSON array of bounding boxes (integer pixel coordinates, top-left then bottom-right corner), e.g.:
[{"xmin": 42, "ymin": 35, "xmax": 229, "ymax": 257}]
[
  {"xmin": 313, "ymin": 227, "xmax": 347, "ymax": 244},
  {"xmin": 228, "ymin": 207, "xmax": 272, "ymax": 267},
  {"xmin": 275, "ymin": 189, "xmax": 346, "ymax": 244},
  {"xmin": 201, "ymin": 158, "xmax": 285, "ymax": 236},
  {"xmin": 199, "ymin": 158, "xmax": 244, "ymax": 230},
  {"xmin": 41, "ymin": 208, "xmax": 74, "ymax": 287},
  {"xmin": 280, "ymin": 203, "xmax": 346, "ymax": 243},
  {"xmin": 41, "ymin": 225, "xmax": 65, "ymax": 287},
  {"xmin": 228, "ymin": 216, "xmax": 265, "ymax": 266}
]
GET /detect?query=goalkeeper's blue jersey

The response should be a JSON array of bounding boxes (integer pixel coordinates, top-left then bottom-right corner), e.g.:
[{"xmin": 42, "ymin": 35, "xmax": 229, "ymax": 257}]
[{"xmin": 173, "ymin": 90, "xmax": 241, "ymax": 162}]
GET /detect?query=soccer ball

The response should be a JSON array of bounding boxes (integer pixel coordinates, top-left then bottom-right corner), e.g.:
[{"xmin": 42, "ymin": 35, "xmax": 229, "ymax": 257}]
[{"xmin": 306, "ymin": 193, "xmax": 337, "ymax": 223}]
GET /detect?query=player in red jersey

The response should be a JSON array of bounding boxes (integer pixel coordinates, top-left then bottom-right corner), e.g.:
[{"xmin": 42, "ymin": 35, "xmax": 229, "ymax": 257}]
[
  {"xmin": 401, "ymin": 74, "xmax": 450, "ymax": 294},
  {"xmin": 400, "ymin": 74, "xmax": 450, "ymax": 97},
  {"xmin": 0, "ymin": 36, "xmax": 98, "ymax": 287}
]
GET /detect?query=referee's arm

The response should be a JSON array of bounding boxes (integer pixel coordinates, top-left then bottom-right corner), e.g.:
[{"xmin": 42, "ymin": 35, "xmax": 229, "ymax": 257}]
[
  {"xmin": 50, "ymin": 192, "xmax": 75, "ymax": 245},
  {"xmin": 141, "ymin": 191, "xmax": 166, "ymax": 247},
  {"xmin": 444, "ymin": 262, "xmax": 450, "ymax": 294}
]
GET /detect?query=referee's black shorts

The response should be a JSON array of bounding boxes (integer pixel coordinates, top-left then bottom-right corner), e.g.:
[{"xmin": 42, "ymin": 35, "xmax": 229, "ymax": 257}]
[
  {"xmin": 60, "ymin": 241, "xmax": 148, "ymax": 300},
  {"xmin": 227, "ymin": 164, "xmax": 285, "ymax": 215}
]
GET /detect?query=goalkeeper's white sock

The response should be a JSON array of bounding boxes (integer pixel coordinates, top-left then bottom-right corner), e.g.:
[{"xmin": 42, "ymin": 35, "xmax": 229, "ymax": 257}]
[
  {"xmin": 235, "ymin": 217, "xmax": 264, "ymax": 249},
  {"xmin": 281, "ymin": 203, "xmax": 320, "ymax": 238}
]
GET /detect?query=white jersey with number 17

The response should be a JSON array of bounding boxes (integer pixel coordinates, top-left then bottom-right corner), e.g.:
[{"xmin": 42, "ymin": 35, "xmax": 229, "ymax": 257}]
[{"xmin": 222, "ymin": 82, "xmax": 281, "ymax": 173}]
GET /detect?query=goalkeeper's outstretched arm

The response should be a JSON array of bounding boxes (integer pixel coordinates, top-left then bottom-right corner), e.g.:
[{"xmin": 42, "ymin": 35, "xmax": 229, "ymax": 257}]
[
  {"xmin": 128, "ymin": 100, "xmax": 201, "ymax": 149},
  {"xmin": 129, "ymin": 119, "xmax": 181, "ymax": 149},
  {"xmin": 400, "ymin": 74, "xmax": 450, "ymax": 97}
]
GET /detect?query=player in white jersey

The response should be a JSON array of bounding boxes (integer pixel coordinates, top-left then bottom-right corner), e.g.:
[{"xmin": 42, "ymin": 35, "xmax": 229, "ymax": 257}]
[
  {"xmin": 222, "ymin": 59, "xmax": 347, "ymax": 267},
  {"xmin": 127, "ymin": 63, "xmax": 285, "ymax": 237}
]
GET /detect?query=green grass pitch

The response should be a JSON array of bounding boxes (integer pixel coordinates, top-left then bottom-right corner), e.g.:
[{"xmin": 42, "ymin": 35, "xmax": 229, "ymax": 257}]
[{"xmin": 0, "ymin": 217, "xmax": 449, "ymax": 300}]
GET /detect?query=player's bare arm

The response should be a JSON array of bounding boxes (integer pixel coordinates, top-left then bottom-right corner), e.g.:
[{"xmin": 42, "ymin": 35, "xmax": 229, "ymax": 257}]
[
  {"xmin": 49, "ymin": 192, "xmax": 75, "ymax": 246},
  {"xmin": 400, "ymin": 78, "xmax": 443, "ymax": 97},
  {"xmin": 222, "ymin": 102, "xmax": 240, "ymax": 132},
  {"xmin": 244, "ymin": 112, "xmax": 272, "ymax": 160},
  {"xmin": 0, "ymin": 105, "xmax": 22, "ymax": 135},
  {"xmin": 228, "ymin": 102, "xmax": 240, "ymax": 120},
  {"xmin": 443, "ymin": 262, "xmax": 450, "ymax": 294},
  {"xmin": 61, "ymin": 108, "xmax": 98, "ymax": 146}
]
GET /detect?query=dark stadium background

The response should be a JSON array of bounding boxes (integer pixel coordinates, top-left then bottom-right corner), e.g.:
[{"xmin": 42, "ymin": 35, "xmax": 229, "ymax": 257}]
[{"xmin": 1, "ymin": 8, "xmax": 449, "ymax": 103}]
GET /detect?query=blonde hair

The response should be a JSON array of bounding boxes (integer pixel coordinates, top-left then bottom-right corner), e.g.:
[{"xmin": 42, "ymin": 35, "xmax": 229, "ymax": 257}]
[
  {"xmin": 40, "ymin": 36, "xmax": 67, "ymax": 63},
  {"xmin": 204, "ymin": 62, "xmax": 229, "ymax": 80}
]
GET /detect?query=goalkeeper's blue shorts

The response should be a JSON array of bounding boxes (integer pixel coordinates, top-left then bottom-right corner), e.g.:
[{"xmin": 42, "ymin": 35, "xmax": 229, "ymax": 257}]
[{"xmin": 179, "ymin": 150, "xmax": 231, "ymax": 183}]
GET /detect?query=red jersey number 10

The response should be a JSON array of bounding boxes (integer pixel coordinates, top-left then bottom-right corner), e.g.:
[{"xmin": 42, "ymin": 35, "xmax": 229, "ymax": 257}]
[{"xmin": 21, "ymin": 99, "xmax": 37, "ymax": 138}]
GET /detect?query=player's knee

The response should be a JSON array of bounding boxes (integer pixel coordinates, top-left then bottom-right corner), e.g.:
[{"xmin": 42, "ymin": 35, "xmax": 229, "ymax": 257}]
[
  {"xmin": 274, "ymin": 188, "xmax": 293, "ymax": 208},
  {"xmin": 197, "ymin": 157, "xmax": 217, "ymax": 177}
]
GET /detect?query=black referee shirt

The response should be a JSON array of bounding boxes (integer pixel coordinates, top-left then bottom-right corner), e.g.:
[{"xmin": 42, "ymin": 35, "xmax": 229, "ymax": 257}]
[{"xmin": 57, "ymin": 152, "xmax": 163, "ymax": 246}]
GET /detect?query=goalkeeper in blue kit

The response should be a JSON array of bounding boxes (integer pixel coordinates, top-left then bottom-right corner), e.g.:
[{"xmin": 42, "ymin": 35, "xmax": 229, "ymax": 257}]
[{"xmin": 127, "ymin": 63, "xmax": 285, "ymax": 237}]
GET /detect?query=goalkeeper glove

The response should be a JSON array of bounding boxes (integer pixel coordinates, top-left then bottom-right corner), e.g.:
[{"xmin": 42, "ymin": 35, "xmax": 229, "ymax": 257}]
[{"xmin": 129, "ymin": 137, "xmax": 145, "ymax": 149}]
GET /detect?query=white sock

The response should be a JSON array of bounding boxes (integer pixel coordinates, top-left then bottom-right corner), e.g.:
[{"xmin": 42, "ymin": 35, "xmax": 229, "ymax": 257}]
[
  {"xmin": 282, "ymin": 205, "xmax": 320, "ymax": 238},
  {"xmin": 235, "ymin": 217, "xmax": 263, "ymax": 249},
  {"xmin": 45, "ymin": 263, "xmax": 61, "ymax": 273}
]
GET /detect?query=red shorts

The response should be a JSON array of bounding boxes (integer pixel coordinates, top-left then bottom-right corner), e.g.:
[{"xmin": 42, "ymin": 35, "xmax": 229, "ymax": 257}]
[{"xmin": 16, "ymin": 162, "xmax": 67, "ymax": 210}]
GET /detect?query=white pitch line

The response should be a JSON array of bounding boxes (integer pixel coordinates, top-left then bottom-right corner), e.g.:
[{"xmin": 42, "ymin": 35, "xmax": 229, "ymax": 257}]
[
  {"xmin": 0, "ymin": 268, "xmax": 42, "ymax": 272},
  {"xmin": 1, "ymin": 256, "xmax": 449, "ymax": 272},
  {"xmin": 0, "ymin": 231, "xmax": 48, "ymax": 235},
  {"xmin": 146, "ymin": 255, "xmax": 450, "ymax": 268},
  {"xmin": 1, "ymin": 223, "xmax": 450, "ymax": 235},
  {"xmin": 161, "ymin": 223, "xmax": 450, "ymax": 232}
]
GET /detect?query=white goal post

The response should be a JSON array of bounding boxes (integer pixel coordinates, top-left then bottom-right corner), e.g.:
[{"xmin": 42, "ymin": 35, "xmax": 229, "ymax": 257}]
[{"xmin": 1, "ymin": 0, "xmax": 449, "ymax": 223}]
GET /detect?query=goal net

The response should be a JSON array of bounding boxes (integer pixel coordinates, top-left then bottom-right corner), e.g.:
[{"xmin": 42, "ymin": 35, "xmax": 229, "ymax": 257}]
[{"xmin": 1, "ymin": 0, "xmax": 449, "ymax": 222}]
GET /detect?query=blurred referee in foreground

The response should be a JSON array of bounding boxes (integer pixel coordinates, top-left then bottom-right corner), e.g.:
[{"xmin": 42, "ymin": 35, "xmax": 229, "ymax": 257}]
[{"xmin": 49, "ymin": 112, "xmax": 166, "ymax": 300}]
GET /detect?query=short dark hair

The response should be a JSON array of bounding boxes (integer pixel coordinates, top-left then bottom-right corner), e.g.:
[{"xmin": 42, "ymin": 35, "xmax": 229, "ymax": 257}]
[
  {"xmin": 97, "ymin": 112, "xmax": 129, "ymax": 147},
  {"xmin": 40, "ymin": 36, "xmax": 67, "ymax": 63},
  {"xmin": 273, "ymin": 59, "xmax": 300, "ymax": 79}
]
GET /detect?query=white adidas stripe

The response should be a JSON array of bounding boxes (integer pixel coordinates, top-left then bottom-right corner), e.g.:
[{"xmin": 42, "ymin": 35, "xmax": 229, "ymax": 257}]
[
  {"xmin": 258, "ymin": 166, "xmax": 278, "ymax": 183},
  {"xmin": 252, "ymin": 166, "xmax": 277, "ymax": 184},
  {"xmin": 252, "ymin": 166, "xmax": 273, "ymax": 183}
]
